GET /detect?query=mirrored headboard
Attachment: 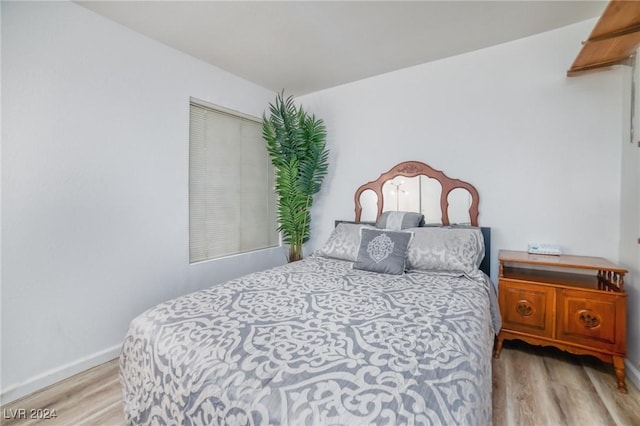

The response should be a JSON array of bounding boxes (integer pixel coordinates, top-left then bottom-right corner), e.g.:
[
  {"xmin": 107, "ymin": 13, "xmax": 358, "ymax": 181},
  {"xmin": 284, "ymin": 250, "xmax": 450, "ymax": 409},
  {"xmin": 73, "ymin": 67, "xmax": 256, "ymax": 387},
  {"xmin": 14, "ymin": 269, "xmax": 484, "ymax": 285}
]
[{"xmin": 354, "ymin": 161, "xmax": 480, "ymax": 226}]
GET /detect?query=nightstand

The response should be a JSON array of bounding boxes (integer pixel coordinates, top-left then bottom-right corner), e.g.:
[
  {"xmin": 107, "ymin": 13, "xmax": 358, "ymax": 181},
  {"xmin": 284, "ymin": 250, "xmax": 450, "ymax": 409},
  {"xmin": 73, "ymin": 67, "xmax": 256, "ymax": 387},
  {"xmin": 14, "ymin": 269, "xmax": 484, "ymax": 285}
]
[{"xmin": 493, "ymin": 249, "xmax": 628, "ymax": 393}]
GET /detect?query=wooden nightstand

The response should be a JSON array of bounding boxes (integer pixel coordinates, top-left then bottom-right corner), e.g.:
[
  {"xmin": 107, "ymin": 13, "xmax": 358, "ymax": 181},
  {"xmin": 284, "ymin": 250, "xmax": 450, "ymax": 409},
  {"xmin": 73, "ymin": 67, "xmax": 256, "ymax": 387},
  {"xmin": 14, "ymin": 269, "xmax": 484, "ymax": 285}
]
[{"xmin": 493, "ymin": 250, "xmax": 628, "ymax": 393}]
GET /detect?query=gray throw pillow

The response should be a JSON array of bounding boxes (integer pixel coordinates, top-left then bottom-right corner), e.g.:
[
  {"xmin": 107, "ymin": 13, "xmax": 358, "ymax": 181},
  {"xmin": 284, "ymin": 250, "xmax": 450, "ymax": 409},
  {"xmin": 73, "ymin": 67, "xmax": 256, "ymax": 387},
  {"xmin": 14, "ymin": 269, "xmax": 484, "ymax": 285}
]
[
  {"xmin": 353, "ymin": 228, "xmax": 413, "ymax": 275},
  {"xmin": 375, "ymin": 211, "xmax": 424, "ymax": 231},
  {"xmin": 317, "ymin": 223, "xmax": 376, "ymax": 261}
]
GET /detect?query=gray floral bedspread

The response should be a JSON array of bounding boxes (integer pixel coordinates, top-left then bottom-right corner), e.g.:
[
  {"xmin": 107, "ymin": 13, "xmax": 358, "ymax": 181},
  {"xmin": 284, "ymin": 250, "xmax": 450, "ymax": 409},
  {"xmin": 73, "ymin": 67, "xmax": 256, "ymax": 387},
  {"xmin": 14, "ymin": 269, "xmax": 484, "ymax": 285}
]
[{"xmin": 120, "ymin": 255, "xmax": 500, "ymax": 425}]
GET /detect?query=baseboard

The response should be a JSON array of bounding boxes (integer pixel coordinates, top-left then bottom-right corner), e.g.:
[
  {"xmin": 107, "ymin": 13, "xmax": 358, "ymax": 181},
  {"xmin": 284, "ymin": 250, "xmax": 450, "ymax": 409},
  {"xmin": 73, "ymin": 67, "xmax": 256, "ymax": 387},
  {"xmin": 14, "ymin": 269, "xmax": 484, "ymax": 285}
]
[
  {"xmin": 625, "ymin": 358, "xmax": 640, "ymax": 391},
  {"xmin": 0, "ymin": 343, "xmax": 122, "ymax": 405}
]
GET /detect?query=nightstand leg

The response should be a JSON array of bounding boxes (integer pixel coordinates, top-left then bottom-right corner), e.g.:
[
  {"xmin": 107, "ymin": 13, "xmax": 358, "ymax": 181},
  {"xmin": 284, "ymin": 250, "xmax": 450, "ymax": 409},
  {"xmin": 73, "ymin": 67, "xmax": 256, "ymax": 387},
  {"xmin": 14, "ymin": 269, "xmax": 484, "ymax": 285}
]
[
  {"xmin": 613, "ymin": 356, "xmax": 627, "ymax": 394},
  {"xmin": 493, "ymin": 335, "xmax": 504, "ymax": 359}
]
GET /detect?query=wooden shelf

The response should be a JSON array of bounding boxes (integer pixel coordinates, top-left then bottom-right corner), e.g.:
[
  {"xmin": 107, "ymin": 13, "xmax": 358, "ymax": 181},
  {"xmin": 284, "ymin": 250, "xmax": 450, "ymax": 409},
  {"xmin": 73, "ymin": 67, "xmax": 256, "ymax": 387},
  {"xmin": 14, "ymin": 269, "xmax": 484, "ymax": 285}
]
[
  {"xmin": 499, "ymin": 249, "xmax": 626, "ymax": 273},
  {"xmin": 568, "ymin": 0, "xmax": 640, "ymax": 77},
  {"xmin": 503, "ymin": 266, "xmax": 604, "ymax": 292}
]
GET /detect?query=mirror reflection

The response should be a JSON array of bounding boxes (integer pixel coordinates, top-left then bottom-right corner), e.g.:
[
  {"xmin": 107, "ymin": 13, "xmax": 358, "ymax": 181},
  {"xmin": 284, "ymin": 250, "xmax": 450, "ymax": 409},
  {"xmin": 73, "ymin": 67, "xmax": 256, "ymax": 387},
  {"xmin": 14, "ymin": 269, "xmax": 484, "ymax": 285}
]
[
  {"xmin": 382, "ymin": 177, "xmax": 419, "ymax": 212},
  {"xmin": 358, "ymin": 189, "xmax": 379, "ymax": 222},
  {"xmin": 360, "ymin": 175, "xmax": 473, "ymax": 225},
  {"xmin": 419, "ymin": 177, "xmax": 444, "ymax": 225},
  {"xmin": 447, "ymin": 188, "xmax": 472, "ymax": 225}
]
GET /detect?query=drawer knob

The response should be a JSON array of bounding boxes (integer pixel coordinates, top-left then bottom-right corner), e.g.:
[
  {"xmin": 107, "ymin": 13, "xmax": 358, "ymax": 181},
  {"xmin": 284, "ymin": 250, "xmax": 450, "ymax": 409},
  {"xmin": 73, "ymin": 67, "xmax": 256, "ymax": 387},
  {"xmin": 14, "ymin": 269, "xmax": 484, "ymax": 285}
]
[
  {"xmin": 577, "ymin": 310, "xmax": 601, "ymax": 329},
  {"xmin": 516, "ymin": 300, "xmax": 533, "ymax": 317}
]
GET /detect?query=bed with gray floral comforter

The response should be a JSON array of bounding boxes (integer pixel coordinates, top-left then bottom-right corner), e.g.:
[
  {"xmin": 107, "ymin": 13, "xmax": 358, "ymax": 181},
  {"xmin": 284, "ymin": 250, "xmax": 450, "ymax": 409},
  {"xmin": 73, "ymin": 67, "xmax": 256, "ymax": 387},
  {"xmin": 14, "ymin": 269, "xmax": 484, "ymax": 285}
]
[{"xmin": 120, "ymin": 255, "xmax": 500, "ymax": 425}]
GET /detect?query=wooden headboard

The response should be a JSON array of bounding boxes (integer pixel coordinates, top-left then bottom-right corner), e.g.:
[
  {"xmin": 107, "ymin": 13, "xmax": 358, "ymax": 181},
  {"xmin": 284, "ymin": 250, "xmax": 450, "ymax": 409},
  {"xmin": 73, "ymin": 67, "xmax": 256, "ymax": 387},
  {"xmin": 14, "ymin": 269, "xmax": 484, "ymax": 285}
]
[{"xmin": 353, "ymin": 161, "xmax": 480, "ymax": 226}]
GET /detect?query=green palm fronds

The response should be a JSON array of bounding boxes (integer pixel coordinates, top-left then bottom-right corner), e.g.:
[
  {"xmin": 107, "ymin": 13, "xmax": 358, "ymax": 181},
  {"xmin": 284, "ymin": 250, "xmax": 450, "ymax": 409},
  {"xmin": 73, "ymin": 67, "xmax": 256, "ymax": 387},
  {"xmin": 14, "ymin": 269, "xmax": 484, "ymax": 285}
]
[{"xmin": 263, "ymin": 92, "xmax": 329, "ymax": 262}]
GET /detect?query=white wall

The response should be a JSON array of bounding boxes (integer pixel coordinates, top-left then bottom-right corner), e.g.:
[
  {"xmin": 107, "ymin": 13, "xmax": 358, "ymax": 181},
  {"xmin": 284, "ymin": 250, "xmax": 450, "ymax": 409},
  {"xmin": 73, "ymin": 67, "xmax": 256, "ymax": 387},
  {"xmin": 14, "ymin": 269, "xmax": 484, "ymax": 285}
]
[
  {"xmin": 1, "ymin": 1, "xmax": 285, "ymax": 403},
  {"xmin": 619, "ymin": 54, "xmax": 640, "ymax": 389},
  {"xmin": 297, "ymin": 19, "xmax": 625, "ymax": 286}
]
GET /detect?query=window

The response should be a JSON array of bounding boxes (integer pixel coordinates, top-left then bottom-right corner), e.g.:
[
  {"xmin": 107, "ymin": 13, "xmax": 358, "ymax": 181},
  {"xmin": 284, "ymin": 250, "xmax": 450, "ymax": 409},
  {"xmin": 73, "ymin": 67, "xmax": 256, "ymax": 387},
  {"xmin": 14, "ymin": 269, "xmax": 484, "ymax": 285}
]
[{"xmin": 189, "ymin": 99, "xmax": 278, "ymax": 263}]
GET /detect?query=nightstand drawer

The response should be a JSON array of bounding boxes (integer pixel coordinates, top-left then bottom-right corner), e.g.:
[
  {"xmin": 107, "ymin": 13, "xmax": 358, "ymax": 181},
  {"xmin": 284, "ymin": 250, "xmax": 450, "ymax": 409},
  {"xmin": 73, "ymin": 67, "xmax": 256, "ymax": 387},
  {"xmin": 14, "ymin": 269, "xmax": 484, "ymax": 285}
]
[
  {"xmin": 499, "ymin": 279, "xmax": 555, "ymax": 338},
  {"xmin": 556, "ymin": 289, "xmax": 626, "ymax": 353}
]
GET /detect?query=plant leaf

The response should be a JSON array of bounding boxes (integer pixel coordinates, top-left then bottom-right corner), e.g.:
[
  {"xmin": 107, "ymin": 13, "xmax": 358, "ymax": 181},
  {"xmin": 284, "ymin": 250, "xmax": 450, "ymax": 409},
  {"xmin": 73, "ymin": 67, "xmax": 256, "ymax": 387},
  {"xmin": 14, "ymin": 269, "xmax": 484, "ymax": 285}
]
[{"xmin": 262, "ymin": 92, "xmax": 330, "ymax": 260}]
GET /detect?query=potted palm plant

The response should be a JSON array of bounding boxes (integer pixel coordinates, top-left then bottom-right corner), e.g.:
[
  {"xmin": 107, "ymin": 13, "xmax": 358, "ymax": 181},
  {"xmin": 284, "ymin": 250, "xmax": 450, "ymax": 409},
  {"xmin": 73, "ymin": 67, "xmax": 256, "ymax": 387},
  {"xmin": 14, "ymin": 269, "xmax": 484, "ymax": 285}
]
[{"xmin": 263, "ymin": 93, "xmax": 329, "ymax": 262}]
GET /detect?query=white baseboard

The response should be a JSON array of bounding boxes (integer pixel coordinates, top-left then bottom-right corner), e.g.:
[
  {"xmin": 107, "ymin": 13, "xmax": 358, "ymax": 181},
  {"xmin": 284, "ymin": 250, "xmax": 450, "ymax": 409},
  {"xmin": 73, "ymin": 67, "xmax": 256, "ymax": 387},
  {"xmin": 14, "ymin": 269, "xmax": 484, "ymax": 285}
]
[
  {"xmin": 625, "ymin": 358, "xmax": 640, "ymax": 391},
  {"xmin": 0, "ymin": 343, "xmax": 122, "ymax": 405}
]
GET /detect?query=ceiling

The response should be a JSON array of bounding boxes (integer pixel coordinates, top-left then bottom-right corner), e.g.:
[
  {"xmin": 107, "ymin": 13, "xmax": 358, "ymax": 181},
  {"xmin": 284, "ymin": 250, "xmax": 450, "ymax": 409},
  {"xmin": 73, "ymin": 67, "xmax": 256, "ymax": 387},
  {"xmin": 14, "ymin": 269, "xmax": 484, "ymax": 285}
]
[{"xmin": 77, "ymin": 1, "xmax": 607, "ymax": 95}]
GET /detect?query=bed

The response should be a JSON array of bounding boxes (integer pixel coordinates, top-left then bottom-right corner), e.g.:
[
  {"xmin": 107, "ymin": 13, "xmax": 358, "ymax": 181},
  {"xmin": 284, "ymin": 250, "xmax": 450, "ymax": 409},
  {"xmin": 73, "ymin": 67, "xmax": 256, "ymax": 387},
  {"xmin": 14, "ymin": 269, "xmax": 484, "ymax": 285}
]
[{"xmin": 120, "ymin": 161, "xmax": 501, "ymax": 425}]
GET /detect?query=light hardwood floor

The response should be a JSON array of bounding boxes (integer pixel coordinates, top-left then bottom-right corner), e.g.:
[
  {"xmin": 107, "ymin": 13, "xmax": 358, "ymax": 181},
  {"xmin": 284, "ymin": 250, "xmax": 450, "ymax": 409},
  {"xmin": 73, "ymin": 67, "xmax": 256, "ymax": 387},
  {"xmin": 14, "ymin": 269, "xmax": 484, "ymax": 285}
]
[
  {"xmin": 2, "ymin": 340, "xmax": 639, "ymax": 425},
  {"xmin": 493, "ymin": 341, "xmax": 640, "ymax": 426}
]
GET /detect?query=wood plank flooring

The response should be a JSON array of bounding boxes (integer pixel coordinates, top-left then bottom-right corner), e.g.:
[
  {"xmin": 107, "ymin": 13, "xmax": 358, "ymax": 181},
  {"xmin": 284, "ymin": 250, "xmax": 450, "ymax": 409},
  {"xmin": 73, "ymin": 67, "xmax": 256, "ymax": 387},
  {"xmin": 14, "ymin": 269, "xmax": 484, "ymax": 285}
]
[
  {"xmin": 1, "ymin": 360, "xmax": 125, "ymax": 426},
  {"xmin": 493, "ymin": 340, "xmax": 640, "ymax": 426},
  {"xmin": 2, "ymin": 340, "xmax": 639, "ymax": 425}
]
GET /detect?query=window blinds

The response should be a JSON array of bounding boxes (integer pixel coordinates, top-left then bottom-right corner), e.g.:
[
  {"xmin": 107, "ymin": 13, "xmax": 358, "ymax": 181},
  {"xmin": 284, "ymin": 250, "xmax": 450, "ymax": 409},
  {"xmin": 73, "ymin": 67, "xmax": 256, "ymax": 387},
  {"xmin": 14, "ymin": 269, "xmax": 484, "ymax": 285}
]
[{"xmin": 189, "ymin": 101, "xmax": 278, "ymax": 263}]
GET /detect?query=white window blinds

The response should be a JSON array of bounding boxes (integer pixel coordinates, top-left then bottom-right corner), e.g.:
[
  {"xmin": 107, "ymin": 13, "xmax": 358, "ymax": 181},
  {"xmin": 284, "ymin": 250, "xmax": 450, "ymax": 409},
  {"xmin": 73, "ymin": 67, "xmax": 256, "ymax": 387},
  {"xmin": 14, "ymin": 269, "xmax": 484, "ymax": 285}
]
[{"xmin": 189, "ymin": 100, "xmax": 278, "ymax": 263}]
